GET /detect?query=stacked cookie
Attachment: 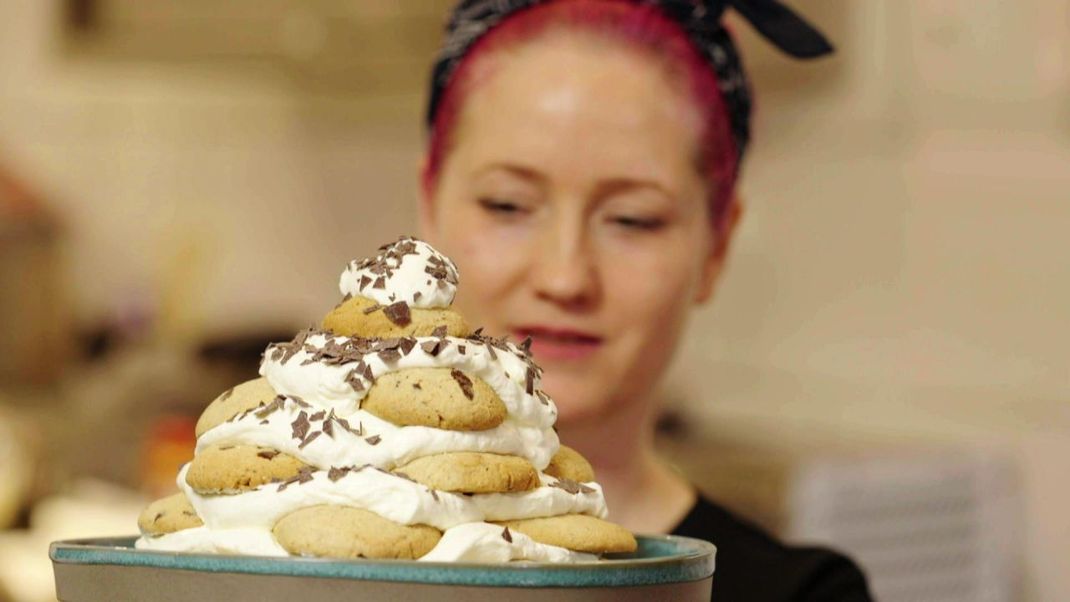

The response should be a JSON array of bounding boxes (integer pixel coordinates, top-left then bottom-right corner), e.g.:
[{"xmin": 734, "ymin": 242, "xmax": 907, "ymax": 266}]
[{"xmin": 137, "ymin": 237, "xmax": 636, "ymax": 562}]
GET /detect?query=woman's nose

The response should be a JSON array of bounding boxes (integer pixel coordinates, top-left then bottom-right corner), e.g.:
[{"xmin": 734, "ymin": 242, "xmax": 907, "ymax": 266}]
[{"xmin": 530, "ymin": 226, "xmax": 599, "ymax": 309}]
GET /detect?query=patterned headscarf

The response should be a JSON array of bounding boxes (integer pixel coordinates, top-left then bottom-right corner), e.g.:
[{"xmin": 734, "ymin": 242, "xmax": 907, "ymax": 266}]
[{"xmin": 426, "ymin": 0, "xmax": 834, "ymax": 162}]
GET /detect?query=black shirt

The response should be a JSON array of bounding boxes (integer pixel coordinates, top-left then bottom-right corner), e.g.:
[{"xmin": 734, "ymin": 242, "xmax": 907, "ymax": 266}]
[{"xmin": 672, "ymin": 496, "xmax": 873, "ymax": 601}]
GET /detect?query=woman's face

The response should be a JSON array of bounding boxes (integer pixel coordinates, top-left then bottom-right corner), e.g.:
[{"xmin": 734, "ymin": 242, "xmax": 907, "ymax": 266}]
[{"xmin": 421, "ymin": 33, "xmax": 730, "ymax": 425}]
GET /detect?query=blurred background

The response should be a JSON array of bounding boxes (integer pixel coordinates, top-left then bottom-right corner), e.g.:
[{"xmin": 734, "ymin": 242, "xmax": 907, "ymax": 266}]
[{"xmin": 0, "ymin": 0, "xmax": 1067, "ymax": 600}]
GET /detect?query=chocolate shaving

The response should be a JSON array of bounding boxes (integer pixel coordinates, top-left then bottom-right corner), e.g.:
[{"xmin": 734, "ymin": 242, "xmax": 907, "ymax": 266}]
[
  {"xmin": 525, "ymin": 368, "xmax": 535, "ymax": 395},
  {"xmin": 322, "ymin": 416, "xmax": 335, "ymax": 438},
  {"xmin": 457, "ymin": 345, "xmax": 466, "ymax": 355},
  {"xmin": 550, "ymin": 478, "xmax": 596, "ymax": 495},
  {"xmin": 335, "ymin": 417, "xmax": 363, "ymax": 437},
  {"xmin": 536, "ymin": 390, "xmax": 552, "ymax": 406},
  {"xmin": 290, "ymin": 396, "xmax": 311, "ymax": 409},
  {"xmin": 377, "ymin": 347, "xmax": 401, "ymax": 363},
  {"xmin": 328, "ymin": 466, "xmax": 349, "ymax": 482},
  {"xmin": 413, "ymin": 291, "xmax": 422, "ymax": 302},
  {"xmin": 298, "ymin": 431, "xmax": 321, "ymax": 449},
  {"xmin": 255, "ymin": 396, "xmax": 286, "ymax": 420},
  {"xmin": 363, "ymin": 304, "xmax": 383, "ymax": 315},
  {"xmin": 372, "ymin": 276, "xmax": 386, "ymax": 289},
  {"xmin": 270, "ymin": 329, "xmax": 313, "ymax": 364},
  {"xmin": 502, "ymin": 527, "xmax": 513, "ymax": 543},
  {"xmin": 257, "ymin": 450, "xmax": 280, "ymax": 460},
  {"xmin": 364, "ymin": 434, "xmax": 382, "ymax": 446},
  {"xmin": 431, "ymin": 325, "xmax": 448, "ymax": 338},
  {"xmin": 429, "ymin": 489, "xmax": 440, "ymax": 502},
  {"xmin": 399, "ymin": 337, "xmax": 417, "ymax": 356},
  {"xmin": 291, "ymin": 411, "xmax": 310, "ymax": 441},
  {"xmin": 345, "ymin": 368, "xmax": 366, "ymax": 392},
  {"xmin": 278, "ymin": 466, "xmax": 317, "ymax": 491},
  {"xmin": 359, "ymin": 275, "xmax": 372, "ymax": 291},
  {"xmin": 519, "ymin": 336, "xmax": 533, "ymax": 354},
  {"xmin": 309, "ymin": 410, "xmax": 326, "ymax": 422},
  {"xmin": 450, "ymin": 369, "xmax": 475, "ymax": 400}
]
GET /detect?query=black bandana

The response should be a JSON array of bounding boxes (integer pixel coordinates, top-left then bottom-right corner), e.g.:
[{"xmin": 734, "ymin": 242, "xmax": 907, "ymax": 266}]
[{"xmin": 426, "ymin": 0, "xmax": 834, "ymax": 163}]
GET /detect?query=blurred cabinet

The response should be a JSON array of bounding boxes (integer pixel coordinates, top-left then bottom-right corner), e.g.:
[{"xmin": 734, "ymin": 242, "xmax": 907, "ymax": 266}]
[
  {"xmin": 61, "ymin": 0, "xmax": 456, "ymax": 96},
  {"xmin": 0, "ymin": 166, "xmax": 68, "ymax": 388}
]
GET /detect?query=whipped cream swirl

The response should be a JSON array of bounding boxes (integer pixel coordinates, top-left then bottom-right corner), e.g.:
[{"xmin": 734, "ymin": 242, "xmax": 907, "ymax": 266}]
[{"xmin": 339, "ymin": 237, "xmax": 459, "ymax": 309}]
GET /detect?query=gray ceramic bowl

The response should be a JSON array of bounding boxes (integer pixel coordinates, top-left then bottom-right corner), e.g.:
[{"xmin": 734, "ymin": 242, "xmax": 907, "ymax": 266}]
[{"xmin": 51, "ymin": 534, "xmax": 715, "ymax": 601}]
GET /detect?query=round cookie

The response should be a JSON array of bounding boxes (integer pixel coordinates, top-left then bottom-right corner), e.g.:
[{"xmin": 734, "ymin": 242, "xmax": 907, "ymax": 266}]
[
  {"xmin": 138, "ymin": 492, "xmax": 203, "ymax": 536},
  {"xmin": 273, "ymin": 505, "xmax": 441, "ymax": 559},
  {"xmin": 393, "ymin": 452, "xmax": 539, "ymax": 493},
  {"xmin": 362, "ymin": 368, "xmax": 506, "ymax": 431},
  {"xmin": 544, "ymin": 445, "xmax": 596, "ymax": 483},
  {"xmin": 493, "ymin": 514, "xmax": 637, "ymax": 554},
  {"xmin": 185, "ymin": 444, "xmax": 309, "ymax": 495},
  {"xmin": 322, "ymin": 294, "xmax": 470, "ymax": 338},
  {"xmin": 196, "ymin": 377, "xmax": 277, "ymax": 437}
]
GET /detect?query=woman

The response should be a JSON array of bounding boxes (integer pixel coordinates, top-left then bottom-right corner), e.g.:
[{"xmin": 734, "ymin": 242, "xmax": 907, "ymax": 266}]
[{"xmin": 418, "ymin": 0, "xmax": 872, "ymax": 599}]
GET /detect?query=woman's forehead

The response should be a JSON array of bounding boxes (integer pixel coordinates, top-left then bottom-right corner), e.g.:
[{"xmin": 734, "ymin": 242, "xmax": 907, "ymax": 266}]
[{"xmin": 453, "ymin": 35, "xmax": 702, "ymax": 183}]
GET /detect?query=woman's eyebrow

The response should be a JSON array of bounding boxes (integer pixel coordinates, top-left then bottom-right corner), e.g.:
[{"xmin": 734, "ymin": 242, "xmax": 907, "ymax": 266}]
[
  {"xmin": 472, "ymin": 163, "xmax": 547, "ymax": 185},
  {"xmin": 592, "ymin": 177, "xmax": 676, "ymax": 203}
]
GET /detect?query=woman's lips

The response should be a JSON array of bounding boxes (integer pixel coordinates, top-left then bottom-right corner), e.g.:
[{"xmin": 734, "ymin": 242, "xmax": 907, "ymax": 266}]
[{"xmin": 512, "ymin": 326, "xmax": 603, "ymax": 362}]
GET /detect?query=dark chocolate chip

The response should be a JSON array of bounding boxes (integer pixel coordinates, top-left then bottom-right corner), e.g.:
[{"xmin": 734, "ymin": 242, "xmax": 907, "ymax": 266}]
[
  {"xmin": 291, "ymin": 411, "xmax": 310, "ymax": 441},
  {"xmin": 450, "ymin": 369, "xmax": 475, "ymax": 400},
  {"xmin": 298, "ymin": 431, "xmax": 321, "ymax": 449},
  {"xmin": 383, "ymin": 301, "xmax": 412, "ymax": 327}
]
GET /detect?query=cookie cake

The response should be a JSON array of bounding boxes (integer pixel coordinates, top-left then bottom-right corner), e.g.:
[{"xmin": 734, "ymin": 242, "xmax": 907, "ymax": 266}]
[{"xmin": 135, "ymin": 237, "xmax": 637, "ymax": 562}]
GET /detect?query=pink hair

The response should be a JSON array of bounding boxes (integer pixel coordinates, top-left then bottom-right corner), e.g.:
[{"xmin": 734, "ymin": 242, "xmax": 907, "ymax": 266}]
[{"xmin": 423, "ymin": 0, "xmax": 740, "ymax": 231}]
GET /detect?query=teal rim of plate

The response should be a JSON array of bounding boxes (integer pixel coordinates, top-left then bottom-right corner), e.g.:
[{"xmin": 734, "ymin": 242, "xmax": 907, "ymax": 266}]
[{"xmin": 51, "ymin": 534, "xmax": 715, "ymax": 588}]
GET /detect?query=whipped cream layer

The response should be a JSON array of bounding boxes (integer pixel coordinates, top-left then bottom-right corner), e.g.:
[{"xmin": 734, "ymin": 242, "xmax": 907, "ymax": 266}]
[
  {"xmin": 178, "ymin": 465, "xmax": 605, "ymax": 532},
  {"xmin": 261, "ymin": 332, "xmax": 556, "ymax": 430},
  {"xmin": 137, "ymin": 466, "xmax": 607, "ymax": 563},
  {"xmin": 420, "ymin": 522, "xmax": 598, "ymax": 563},
  {"xmin": 339, "ymin": 238, "xmax": 459, "ymax": 309},
  {"xmin": 198, "ymin": 396, "xmax": 558, "ymax": 471},
  {"xmin": 136, "ymin": 526, "xmax": 287, "ymax": 556}
]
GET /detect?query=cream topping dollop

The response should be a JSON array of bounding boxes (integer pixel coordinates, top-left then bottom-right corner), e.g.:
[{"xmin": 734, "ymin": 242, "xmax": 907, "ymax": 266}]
[{"xmin": 339, "ymin": 237, "xmax": 459, "ymax": 309}]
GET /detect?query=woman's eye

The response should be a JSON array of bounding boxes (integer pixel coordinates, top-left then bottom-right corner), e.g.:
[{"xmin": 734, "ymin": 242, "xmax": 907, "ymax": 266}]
[
  {"xmin": 611, "ymin": 216, "xmax": 665, "ymax": 231},
  {"xmin": 478, "ymin": 197, "xmax": 527, "ymax": 215}
]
